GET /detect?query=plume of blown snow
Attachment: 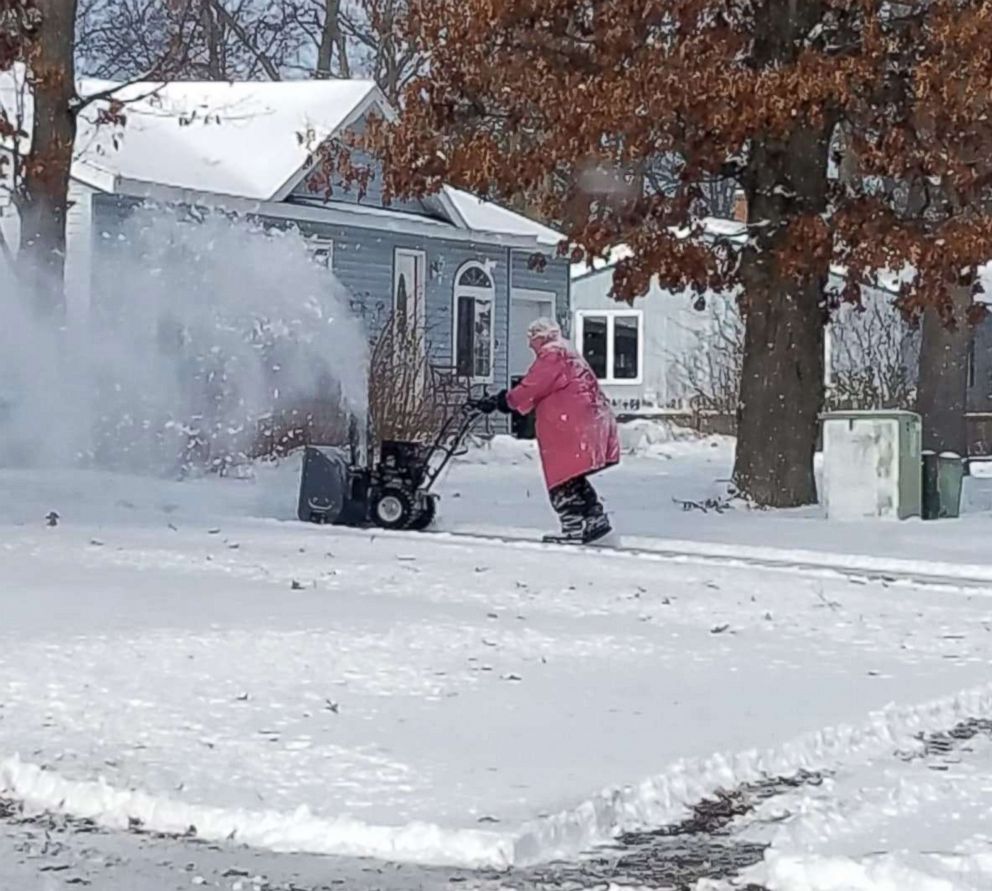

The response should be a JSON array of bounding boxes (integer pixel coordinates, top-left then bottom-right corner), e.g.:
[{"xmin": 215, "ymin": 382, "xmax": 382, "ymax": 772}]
[{"xmin": 0, "ymin": 203, "xmax": 368, "ymax": 474}]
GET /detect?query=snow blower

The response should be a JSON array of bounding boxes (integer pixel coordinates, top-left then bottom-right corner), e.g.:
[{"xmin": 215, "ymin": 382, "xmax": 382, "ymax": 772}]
[{"xmin": 297, "ymin": 401, "xmax": 485, "ymax": 531}]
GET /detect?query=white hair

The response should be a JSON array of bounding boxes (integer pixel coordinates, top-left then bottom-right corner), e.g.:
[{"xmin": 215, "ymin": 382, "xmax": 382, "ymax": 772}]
[{"xmin": 527, "ymin": 317, "xmax": 562, "ymax": 340}]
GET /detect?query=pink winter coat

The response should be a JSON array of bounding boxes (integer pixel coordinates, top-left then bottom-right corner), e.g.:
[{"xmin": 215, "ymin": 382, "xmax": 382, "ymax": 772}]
[{"xmin": 506, "ymin": 337, "xmax": 620, "ymax": 490}]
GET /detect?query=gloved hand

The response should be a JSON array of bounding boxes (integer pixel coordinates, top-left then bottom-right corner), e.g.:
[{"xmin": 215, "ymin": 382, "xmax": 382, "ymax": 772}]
[
  {"xmin": 472, "ymin": 394, "xmax": 498, "ymax": 414},
  {"xmin": 472, "ymin": 390, "xmax": 510, "ymax": 415}
]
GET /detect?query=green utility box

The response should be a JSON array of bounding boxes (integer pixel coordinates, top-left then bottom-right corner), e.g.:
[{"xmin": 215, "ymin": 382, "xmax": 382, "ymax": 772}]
[
  {"xmin": 921, "ymin": 451, "xmax": 965, "ymax": 520},
  {"xmin": 821, "ymin": 411, "xmax": 922, "ymax": 520}
]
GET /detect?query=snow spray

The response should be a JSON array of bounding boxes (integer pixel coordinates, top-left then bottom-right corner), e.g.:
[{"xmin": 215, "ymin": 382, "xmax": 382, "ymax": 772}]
[{"xmin": 0, "ymin": 204, "xmax": 368, "ymax": 474}]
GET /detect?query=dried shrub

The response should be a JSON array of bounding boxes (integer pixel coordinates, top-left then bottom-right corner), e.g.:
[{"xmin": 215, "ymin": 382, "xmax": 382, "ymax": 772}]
[
  {"xmin": 826, "ymin": 297, "xmax": 919, "ymax": 412},
  {"xmin": 669, "ymin": 297, "xmax": 743, "ymax": 426},
  {"xmin": 367, "ymin": 311, "xmax": 473, "ymax": 449}
]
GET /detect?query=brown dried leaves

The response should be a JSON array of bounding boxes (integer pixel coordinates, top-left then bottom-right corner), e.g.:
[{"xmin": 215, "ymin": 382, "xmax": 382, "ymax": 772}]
[{"xmin": 322, "ymin": 0, "xmax": 992, "ymax": 310}]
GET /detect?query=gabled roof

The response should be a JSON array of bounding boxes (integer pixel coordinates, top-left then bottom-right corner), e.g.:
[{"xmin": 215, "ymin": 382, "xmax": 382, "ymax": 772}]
[
  {"xmin": 75, "ymin": 77, "xmax": 382, "ymax": 200},
  {"xmin": 1, "ymin": 69, "xmax": 564, "ymax": 245},
  {"xmin": 570, "ymin": 219, "xmax": 747, "ymax": 281},
  {"xmin": 443, "ymin": 187, "xmax": 564, "ymax": 246}
]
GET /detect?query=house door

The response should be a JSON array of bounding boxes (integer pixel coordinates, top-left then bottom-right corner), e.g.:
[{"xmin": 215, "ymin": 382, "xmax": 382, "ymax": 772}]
[
  {"xmin": 393, "ymin": 248, "xmax": 427, "ymax": 396},
  {"xmin": 510, "ymin": 290, "xmax": 556, "ymax": 378},
  {"xmin": 393, "ymin": 248, "xmax": 426, "ymax": 339}
]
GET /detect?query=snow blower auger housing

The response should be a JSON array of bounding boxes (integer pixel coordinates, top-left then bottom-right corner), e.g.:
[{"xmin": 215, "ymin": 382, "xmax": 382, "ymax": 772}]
[{"xmin": 298, "ymin": 402, "xmax": 485, "ymax": 531}]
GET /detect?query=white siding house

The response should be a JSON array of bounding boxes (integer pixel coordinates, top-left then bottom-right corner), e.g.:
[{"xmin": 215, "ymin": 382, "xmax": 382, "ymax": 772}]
[
  {"xmin": 569, "ymin": 229, "xmax": 914, "ymax": 417},
  {"xmin": 569, "ymin": 230, "xmax": 743, "ymax": 414}
]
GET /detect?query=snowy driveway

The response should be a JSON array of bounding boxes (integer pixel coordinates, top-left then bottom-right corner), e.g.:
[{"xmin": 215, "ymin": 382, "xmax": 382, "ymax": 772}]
[
  {"xmin": 4, "ymin": 440, "xmax": 992, "ymax": 885},
  {"xmin": 3, "ymin": 469, "xmax": 992, "ymax": 873}
]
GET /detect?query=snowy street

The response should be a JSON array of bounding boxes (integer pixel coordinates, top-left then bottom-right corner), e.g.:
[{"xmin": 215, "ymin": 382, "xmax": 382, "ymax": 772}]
[{"xmin": 4, "ymin": 434, "xmax": 992, "ymax": 889}]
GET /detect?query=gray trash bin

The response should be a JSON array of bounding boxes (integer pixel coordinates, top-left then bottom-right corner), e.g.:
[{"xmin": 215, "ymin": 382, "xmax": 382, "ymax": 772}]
[
  {"xmin": 921, "ymin": 451, "xmax": 965, "ymax": 520},
  {"xmin": 937, "ymin": 452, "xmax": 964, "ymax": 519}
]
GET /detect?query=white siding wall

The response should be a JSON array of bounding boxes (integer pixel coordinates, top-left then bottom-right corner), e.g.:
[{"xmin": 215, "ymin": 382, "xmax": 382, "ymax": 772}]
[
  {"xmin": 0, "ymin": 147, "xmax": 17, "ymax": 278},
  {"xmin": 0, "ymin": 178, "xmax": 96, "ymax": 327},
  {"xmin": 65, "ymin": 181, "xmax": 96, "ymax": 326},
  {"xmin": 571, "ymin": 268, "xmax": 735, "ymax": 412}
]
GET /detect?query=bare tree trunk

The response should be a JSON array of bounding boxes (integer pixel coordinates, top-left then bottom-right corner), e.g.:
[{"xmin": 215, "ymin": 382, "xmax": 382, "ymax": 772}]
[
  {"xmin": 200, "ymin": 1, "xmax": 223, "ymax": 78},
  {"xmin": 733, "ymin": 127, "xmax": 832, "ymax": 507},
  {"xmin": 316, "ymin": 0, "xmax": 345, "ymax": 78},
  {"xmin": 336, "ymin": 30, "xmax": 350, "ymax": 78},
  {"xmin": 17, "ymin": 0, "xmax": 78, "ymax": 318},
  {"xmin": 202, "ymin": 0, "xmax": 281, "ymax": 80},
  {"xmin": 379, "ymin": 38, "xmax": 399, "ymax": 103},
  {"xmin": 916, "ymin": 283, "xmax": 972, "ymax": 455}
]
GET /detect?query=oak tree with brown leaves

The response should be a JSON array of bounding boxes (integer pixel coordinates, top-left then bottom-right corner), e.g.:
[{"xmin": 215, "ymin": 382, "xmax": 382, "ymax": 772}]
[{"xmin": 325, "ymin": 0, "xmax": 992, "ymax": 507}]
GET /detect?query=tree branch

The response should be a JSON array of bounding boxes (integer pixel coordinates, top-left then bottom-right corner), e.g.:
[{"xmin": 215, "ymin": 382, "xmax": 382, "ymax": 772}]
[{"xmin": 201, "ymin": 0, "xmax": 282, "ymax": 81}]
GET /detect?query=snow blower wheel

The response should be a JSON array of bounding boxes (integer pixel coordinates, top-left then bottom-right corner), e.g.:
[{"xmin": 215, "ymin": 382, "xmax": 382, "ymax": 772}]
[
  {"xmin": 408, "ymin": 495, "xmax": 438, "ymax": 531},
  {"xmin": 372, "ymin": 488, "xmax": 416, "ymax": 529}
]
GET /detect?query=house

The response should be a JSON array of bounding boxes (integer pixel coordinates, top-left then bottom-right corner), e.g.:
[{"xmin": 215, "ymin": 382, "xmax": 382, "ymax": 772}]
[
  {"xmin": 568, "ymin": 221, "xmax": 991, "ymax": 421},
  {"xmin": 569, "ymin": 222, "xmax": 744, "ymax": 415},
  {"xmin": 0, "ymin": 73, "xmax": 570, "ymax": 397}
]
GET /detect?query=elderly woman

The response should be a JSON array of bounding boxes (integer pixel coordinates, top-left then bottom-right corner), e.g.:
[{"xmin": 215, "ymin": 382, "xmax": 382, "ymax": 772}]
[{"xmin": 477, "ymin": 318, "xmax": 620, "ymax": 544}]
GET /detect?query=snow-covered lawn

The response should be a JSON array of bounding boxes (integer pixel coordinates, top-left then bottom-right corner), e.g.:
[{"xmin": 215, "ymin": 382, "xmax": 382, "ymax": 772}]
[
  {"xmin": 447, "ymin": 423, "xmax": 992, "ymax": 572},
  {"xmin": 4, "ymin": 427, "xmax": 992, "ymax": 888}
]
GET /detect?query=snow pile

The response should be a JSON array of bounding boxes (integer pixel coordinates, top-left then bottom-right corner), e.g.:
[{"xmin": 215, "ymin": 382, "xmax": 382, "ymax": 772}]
[
  {"xmin": 0, "ymin": 460, "xmax": 301, "ymax": 528},
  {"xmin": 0, "ymin": 756, "xmax": 510, "ymax": 868},
  {"xmin": 6, "ymin": 680, "xmax": 992, "ymax": 868},
  {"xmin": 0, "ymin": 206, "xmax": 367, "ymax": 473},
  {"xmin": 726, "ymin": 851, "xmax": 979, "ymax": 891},
  {"xmin": 619, "ymin": 418, "xmax": 735, "ymax": 462},
  {"xmin": 455, "ymin": 434, "xmax": 538, "ymax": 466},
  {"xmin": 513, "ymin": 682, "xmax": 992, "ymax": 865},
  {"xmin": 456, "ymin": 422, "xmax": 733, "ymax": 470}
]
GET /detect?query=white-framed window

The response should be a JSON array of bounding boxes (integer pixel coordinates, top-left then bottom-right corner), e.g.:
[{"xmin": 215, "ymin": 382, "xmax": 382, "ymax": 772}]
[
  {"xmin": 575, "ymin": 309, "xmax": 643, "ymax": 384},
  {"xmin": 308, "ymin": 237, "xmax": 334, "ymax": 269},
  {"xmin": 453, "ymin": 261, "xmax": 496, "ymax": 382}
]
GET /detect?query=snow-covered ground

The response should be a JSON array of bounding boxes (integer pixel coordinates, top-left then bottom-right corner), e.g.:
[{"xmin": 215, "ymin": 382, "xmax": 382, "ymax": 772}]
[
  {"xmin": 5, "ymin": 424, "xmax": 992, "ymax": 889},
  {"xmin": 447, "ymin": 422, "xmax": 992, "ymax": 572}
]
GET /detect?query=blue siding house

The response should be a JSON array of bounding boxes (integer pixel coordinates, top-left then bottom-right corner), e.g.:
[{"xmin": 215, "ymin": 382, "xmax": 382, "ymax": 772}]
[{"xmin": 58, "ymin": 78, "xmax": 569, "ymax": 392}]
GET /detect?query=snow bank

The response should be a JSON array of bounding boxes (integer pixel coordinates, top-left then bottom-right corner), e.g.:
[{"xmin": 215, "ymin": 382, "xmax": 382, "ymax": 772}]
[
  {"xmin": 745, "ymin": 850, "xmax": 987, "ymax": 891},
  {"xmin": 511, "ymin": 682, "xmax": 992, "ymax": 865},
  {"xmin": 455, "ymin": 435, "xmax": 538, "ymax": 466},
  {"xmin": 0, "ymin": 460, "xmax": 301, "ymax": 527},
  {"xmin": 618, "ymin": 419, "xmax": 735, "ymax": 462},
  {"xmin": 0, "ymin": 756, "xmax": 513, "ymax": 868},
  {"xmin": 457, "ymin": 422, "xmax": 733, "ymax": 469},
  {"xmin": 6, "ymin": 683, "xmax": 992, "ymax": 868}
]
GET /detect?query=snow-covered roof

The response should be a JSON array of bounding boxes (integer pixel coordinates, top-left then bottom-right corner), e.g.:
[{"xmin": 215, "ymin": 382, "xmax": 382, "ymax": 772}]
[
  {"xmin": 2, "ymin": 67, "xmax": 380, "ymax": 199},
  {"xmin": 570, "ymin": 219, "xmax": 747, "ymax": 280},
  {"xmin": 570, "ymin": 244, "xmax": 634, "ymax": 280},
  {"xmin": 1, "ymin": 68, "xmax": 564, "ymax": 244},
  {"xmin": 75, "ymin": 78, "xmax": 381, "ymax": 200},
  {"xmin": 443, "ymin": 187, "xmax": 564, "ymax": 246}
]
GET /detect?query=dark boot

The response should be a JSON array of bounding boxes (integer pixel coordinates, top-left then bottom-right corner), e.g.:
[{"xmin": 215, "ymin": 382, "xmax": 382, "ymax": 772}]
[
  {"xmin": 583, "ymin": 513, "xmax": 612, "ymax": 543},
  {"xmin": 574, "ymin": 478, "xmax": 611, "ymax": 542},
  {"xmin": 545, "ymin": 480, "xmax": 587, "ymax": 543}
]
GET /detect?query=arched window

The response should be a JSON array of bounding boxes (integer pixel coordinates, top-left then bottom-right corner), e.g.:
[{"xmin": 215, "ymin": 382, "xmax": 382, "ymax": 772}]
[{"xmin": 453, "ymin": 261, "xmax": 496, "ymax": 381}]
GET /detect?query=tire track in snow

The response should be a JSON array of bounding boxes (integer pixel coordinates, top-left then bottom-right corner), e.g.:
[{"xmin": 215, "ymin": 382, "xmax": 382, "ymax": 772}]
[{"xmin": 412, "ymin": 527, "xmax": 992, "ymax": 594}]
